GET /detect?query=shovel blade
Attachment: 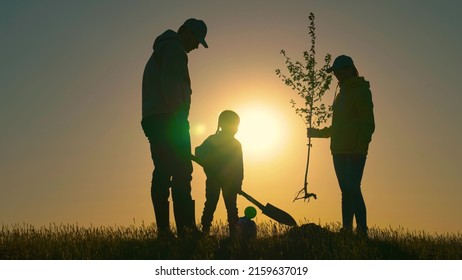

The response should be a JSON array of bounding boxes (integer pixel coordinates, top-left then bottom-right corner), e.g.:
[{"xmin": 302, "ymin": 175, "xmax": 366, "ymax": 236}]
[{"xmin": 262, "ymin": 203, "xmax": 297, "ymax": 227}]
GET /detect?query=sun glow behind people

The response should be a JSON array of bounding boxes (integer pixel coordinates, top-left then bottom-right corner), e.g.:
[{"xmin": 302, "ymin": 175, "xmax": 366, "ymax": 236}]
[{"xmin": 235, "ymin": 104, "xmax": 287, "ymax": 161}]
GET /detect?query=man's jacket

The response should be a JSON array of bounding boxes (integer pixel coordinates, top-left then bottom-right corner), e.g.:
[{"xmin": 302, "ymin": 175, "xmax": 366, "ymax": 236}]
[{"xmin": 142, "ymin": 30, "xmax": 191, "ymax": 120}]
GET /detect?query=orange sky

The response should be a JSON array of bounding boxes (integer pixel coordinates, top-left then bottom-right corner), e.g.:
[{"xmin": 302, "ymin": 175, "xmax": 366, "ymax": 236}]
[{"xmin": 1, "ymin": 1, "xmax": 461, "ymax": 234}]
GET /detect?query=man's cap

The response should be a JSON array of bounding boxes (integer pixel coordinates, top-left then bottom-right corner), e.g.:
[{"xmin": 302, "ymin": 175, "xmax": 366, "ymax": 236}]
[
  {"xmin": 244, "ymin": 206, "xmax": 257, "ymax": 219},
  {"xmin": 183, "ymin": 18, "xmax": 208, "ymax": 48},
  {"xmin": 326, "ymin": 55, "xmax": 355, "ymax": 73}
]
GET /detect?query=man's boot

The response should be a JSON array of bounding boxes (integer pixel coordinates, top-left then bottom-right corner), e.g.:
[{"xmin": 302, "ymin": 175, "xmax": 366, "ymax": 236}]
[
  {"xmin": 174, "ymin": 199, "xmax": 200, "ymax": 238},
  {"xmin": 153, "ymin": 200, "xmax": 174, "ymax": 238},
  {"xmin": 186, "ymin": 199, "xmax": 202, "ymax": 239}
]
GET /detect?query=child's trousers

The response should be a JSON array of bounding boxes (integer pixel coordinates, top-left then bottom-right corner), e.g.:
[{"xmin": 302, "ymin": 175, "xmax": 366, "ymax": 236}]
[{"xmin": 201, "ymin": 177, "xmax": 239, "ymax": 236}]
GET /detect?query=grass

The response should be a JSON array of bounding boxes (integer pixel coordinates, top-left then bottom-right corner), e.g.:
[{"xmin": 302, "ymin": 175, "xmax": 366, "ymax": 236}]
[{"xmin": 0, "ymin": 222, "xmax": 461, "ymax": 260}]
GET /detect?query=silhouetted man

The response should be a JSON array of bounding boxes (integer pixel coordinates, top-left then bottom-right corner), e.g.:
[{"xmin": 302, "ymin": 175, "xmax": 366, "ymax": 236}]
[{"xmin": 141, "ymin": 18, "xmax": 208, "ymax": 237}]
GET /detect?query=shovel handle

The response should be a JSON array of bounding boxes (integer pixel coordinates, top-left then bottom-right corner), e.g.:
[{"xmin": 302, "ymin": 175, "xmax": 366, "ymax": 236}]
[
  {"xmin": 239, "ymin": 190, "xmax": 265, "ymax": 211},
  {"xmin": 190, "ymin": 154, "xmax": 203, "ymax": 166}
]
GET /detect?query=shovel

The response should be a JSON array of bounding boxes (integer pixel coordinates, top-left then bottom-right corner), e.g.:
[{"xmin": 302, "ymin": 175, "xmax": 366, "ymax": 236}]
[
  {"xmin": 191, "ymin": 154, "xmax": 297, "ymax": 227},
  {"xmin": 238, "ymin": 190, "xmax": 297, "ymax": 226}
]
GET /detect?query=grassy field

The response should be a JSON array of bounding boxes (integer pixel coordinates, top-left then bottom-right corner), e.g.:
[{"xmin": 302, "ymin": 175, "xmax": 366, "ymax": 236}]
[{"xmin": 1, "ymin": 222, "xmax": 461, "ymax": 260}]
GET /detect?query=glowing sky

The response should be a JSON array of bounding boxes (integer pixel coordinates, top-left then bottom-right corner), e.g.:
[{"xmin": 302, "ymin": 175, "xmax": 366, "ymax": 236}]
[{"xmin": 1, "ymin": 0, "xmax": 461, "ymax": 233}]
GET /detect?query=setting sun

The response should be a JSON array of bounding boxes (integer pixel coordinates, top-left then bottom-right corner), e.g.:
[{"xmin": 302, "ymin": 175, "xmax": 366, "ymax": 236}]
[{"xmin": 235, "ymin": 104, "xmax": 287, "ymax": 161}]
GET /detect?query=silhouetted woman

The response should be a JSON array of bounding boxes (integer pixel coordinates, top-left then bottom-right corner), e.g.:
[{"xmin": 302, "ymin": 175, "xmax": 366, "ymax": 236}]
[{"xmin": 309, "ymin": 55, "xmax": 375, "ymax": 236}]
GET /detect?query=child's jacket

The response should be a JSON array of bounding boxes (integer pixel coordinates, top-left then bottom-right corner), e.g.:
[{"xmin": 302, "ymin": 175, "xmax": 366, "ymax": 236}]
[{"xmin": 195, "ymin": 132, "xmax": 244, "ymax": 186}]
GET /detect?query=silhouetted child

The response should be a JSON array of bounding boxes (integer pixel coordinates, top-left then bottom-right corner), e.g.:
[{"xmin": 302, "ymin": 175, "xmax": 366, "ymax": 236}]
[
  {"xmin": 237, "ymin": 206, "xmax": 257, "ymax": 240},
  {"xmin": 195, "ymin": 110, "xmax": 243, "ymax": 237}
]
